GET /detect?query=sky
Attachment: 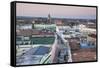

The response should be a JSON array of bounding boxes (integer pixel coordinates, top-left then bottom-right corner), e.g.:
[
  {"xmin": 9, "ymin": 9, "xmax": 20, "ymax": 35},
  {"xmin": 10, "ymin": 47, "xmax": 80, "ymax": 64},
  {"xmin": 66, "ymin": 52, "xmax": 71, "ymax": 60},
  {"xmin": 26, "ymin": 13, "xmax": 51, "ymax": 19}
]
[{"xmin": 16, "ymin": 3, "xmax": 96, "ymax": 19}]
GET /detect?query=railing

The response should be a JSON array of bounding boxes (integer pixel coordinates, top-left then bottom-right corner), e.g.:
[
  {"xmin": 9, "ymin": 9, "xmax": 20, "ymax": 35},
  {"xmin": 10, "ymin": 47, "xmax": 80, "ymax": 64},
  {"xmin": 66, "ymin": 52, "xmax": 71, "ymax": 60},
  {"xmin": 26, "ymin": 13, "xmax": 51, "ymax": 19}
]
[{"xmin": 40, "ymin": 54, "xmax": 51, "ymax": 64}]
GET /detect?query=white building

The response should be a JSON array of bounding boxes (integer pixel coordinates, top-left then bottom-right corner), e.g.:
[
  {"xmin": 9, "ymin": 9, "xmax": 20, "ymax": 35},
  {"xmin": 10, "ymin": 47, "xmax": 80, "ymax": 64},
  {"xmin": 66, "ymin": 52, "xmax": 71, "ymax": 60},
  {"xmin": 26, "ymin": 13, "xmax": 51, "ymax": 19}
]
[
  {"xmin": 79, "ymin": 24, "xmax": 96, "ymax": 34},
  {"xmin": 16, "ymin": 24, "xmax": 32, "ymax": 29}
]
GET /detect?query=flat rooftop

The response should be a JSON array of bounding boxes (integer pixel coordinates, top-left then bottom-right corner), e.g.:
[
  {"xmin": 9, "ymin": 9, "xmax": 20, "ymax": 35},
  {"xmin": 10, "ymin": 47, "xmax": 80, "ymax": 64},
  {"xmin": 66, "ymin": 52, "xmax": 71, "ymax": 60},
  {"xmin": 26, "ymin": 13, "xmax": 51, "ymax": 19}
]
[{"xmin": 16, "ymin": 46, "xmax": 50, "ymax": 65}]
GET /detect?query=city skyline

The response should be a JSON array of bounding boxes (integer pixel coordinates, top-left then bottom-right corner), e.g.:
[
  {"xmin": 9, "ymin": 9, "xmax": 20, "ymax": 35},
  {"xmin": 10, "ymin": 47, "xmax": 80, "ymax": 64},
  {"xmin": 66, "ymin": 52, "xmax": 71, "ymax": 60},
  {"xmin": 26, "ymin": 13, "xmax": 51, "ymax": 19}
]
[{"xmin": 16, "ymin": 3, "xmax": 96, "ymax": 19}]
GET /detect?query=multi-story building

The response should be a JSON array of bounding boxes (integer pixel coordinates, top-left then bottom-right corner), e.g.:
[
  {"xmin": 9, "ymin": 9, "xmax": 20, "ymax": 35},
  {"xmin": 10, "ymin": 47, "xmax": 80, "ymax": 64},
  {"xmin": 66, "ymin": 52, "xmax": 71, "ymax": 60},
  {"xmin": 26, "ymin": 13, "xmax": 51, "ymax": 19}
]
[{"xmin": 16, "ymin": 20, "xmax": 33, "ymax": 29}]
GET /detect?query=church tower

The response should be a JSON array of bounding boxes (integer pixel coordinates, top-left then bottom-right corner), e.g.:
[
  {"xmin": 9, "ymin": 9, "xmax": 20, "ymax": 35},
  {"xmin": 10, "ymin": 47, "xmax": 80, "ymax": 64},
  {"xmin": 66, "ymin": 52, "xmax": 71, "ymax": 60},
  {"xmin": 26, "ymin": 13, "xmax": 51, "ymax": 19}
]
[{"xmin": 48, "ymin": 14, "xmax": 51, "ymax": 23}]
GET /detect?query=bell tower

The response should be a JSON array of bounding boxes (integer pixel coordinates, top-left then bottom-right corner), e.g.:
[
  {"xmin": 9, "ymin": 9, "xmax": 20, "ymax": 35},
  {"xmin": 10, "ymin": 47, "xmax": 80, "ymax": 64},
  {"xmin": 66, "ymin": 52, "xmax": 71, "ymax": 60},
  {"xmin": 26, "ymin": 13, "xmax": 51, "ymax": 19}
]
[{"xmin": 48, "ymin": 14, "xmax": 51, "ymax": 23}]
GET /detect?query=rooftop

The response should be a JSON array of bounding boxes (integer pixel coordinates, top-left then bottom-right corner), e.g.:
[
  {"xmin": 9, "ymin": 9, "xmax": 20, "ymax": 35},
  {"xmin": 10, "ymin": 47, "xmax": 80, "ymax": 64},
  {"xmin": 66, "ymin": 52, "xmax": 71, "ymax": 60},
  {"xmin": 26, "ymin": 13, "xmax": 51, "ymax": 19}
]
[
  {"xmin": 71, "ymin": 48, "xmax": 96, "ymax": 62},
  {"xmin": 16, "ymin": 29, "xmax": 54, "ymax": 36}
]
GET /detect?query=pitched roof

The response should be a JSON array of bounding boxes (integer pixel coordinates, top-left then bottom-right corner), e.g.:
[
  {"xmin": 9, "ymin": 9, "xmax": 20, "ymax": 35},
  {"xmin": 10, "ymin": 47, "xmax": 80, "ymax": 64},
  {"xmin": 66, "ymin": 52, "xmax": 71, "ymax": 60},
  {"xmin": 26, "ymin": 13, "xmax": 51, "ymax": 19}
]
[
  {"xmin": 16, "ymin": 29, "xmax": 39, "ymax": 36},
  {"xmin": 16, "ymin": 29, "xmax": 54, "ymax": 36}
]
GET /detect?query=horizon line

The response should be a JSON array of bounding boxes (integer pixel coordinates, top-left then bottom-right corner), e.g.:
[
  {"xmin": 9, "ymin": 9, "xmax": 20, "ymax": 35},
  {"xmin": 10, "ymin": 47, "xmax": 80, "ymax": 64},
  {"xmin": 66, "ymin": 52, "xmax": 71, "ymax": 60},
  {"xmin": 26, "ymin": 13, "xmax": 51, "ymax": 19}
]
[{"xmin": 17, "ymin": 16, "xmax": 96, "ymax": 19}]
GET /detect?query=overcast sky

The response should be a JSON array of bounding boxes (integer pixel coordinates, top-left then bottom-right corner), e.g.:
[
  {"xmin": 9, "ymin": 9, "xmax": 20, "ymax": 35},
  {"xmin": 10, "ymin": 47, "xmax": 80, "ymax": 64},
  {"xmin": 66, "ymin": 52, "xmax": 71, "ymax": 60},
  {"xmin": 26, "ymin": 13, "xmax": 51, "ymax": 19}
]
[{"xmin": 16, "ymin": 3, "xmax": 96, "ymax": 19}]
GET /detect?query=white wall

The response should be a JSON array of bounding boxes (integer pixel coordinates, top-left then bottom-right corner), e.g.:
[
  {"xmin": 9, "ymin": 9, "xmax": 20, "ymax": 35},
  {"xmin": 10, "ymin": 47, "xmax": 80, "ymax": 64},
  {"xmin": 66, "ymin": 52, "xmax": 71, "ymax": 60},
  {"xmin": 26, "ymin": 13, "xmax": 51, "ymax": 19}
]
[
  {"xmin": 17, "ymin": 24, "xmax": 32, "ymax": 29},
  {"xmin": 0, "ymin": 0, "xmax": 99, "ymax": 68}
]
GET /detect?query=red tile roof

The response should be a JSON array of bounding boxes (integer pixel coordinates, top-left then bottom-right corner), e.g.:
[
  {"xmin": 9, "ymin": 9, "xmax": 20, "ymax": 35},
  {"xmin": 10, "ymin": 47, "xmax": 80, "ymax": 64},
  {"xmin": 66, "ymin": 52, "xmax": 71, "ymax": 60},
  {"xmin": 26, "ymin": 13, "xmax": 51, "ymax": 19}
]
[
  {"xmin": 88, "ymin": 34, "xmax": 96, "ymax": 38},
  {"xmin": 16, "ymin": 29, "xmax": 54, "ymax": 36},
  {"xmin": 71, "ymin": 48, "xmax": 96, "ymax": 62}
]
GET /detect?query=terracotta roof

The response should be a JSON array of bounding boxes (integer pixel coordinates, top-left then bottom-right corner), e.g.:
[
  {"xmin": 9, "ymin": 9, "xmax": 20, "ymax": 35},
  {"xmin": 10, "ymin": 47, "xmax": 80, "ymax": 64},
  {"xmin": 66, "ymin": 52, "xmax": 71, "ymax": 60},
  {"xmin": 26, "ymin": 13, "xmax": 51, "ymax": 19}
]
[
  {"xmin": 16, "ymin": 29, "xmax": 54, "ymax": 36},
  {"xmin": 71, "ymin": 48, "xmax": 96, "ymax": 62},
  {"xmin": 88, "ymin": 34, "xmax": 96, "ymax": 38},
  {"xmin": 68, "ymin": 39, "xmax": 80, "ymax": 50}
]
